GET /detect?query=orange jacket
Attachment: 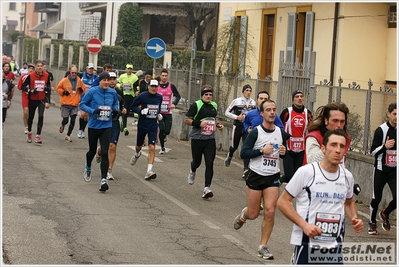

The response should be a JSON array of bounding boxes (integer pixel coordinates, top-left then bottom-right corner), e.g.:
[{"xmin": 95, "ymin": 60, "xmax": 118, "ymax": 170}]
[{"xmin": 56, "ymin": 75, "xmax": 86, "ymax": 106}]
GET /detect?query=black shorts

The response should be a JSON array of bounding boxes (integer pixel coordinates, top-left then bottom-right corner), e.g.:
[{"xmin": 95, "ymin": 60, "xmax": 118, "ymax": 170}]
[{"xmin": 245, "ymin": 170, "xmax": 281, "ymax": 190}]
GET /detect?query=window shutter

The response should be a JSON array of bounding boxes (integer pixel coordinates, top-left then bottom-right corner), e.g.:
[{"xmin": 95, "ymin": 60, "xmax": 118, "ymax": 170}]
[
  {"xmin": 303, "ymin": 11, "xmax": 315, "ymax": 69},
  {"xmin": 238, "ymin": 15, "xmax": 248, "ymax": 78},
  {"xmin": 286, "ymin": 12, "xmax": 297, "ymax": 64}
]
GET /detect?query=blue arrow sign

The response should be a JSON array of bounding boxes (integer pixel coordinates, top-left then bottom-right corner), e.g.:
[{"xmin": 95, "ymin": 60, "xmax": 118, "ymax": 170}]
[{"xmin": 145, "ymin": 37, "xmax": 166, "ymax": 59}]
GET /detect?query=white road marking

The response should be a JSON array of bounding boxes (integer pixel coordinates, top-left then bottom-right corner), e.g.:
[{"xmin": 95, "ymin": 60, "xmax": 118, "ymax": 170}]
[
  {"xmin": 127, "ymin": 146, "xmax": 164, "ymax": 162},
  {"xmin": 202, "ymin": 220, "xmax": 220, "ymax": 229}
]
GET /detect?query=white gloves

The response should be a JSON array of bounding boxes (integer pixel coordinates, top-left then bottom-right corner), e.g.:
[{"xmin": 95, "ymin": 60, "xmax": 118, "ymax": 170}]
[
  {"xmin": 157, "ymin": 114, "xmax": 163, "ymax": 121},
  {"xmin": 141, "ymin": 108, "xmax": 149, "ymax": 115}
]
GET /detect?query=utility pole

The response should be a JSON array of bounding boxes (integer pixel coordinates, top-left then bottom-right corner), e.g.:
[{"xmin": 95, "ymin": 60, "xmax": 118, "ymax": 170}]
[{"xmin": 187, "ymin": 26, "xmax": 197, "ymax": 108}]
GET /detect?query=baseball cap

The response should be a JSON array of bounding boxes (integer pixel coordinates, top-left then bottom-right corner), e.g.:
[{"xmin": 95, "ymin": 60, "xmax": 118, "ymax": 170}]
[
  {"xmin": 28, "ymin": 64, "xmax": 35, "ymax": 69},
  {"xmin": 109, "ymin": 72, "xmax": 117, "ymax": 78},
  {"xmin": 87, "ymin": 63, "xmax": 94, "ymax": 69},
  {"xmin": 98, "ymin": 72, "xmax": 110, "ymax": 82},
  {"xmin": 150, "ymin": 79, "xmax": 158, "ymax": 86},
  {"xmin": 126, "ymin": 64, "xmax": 133, "ymax": 69}
]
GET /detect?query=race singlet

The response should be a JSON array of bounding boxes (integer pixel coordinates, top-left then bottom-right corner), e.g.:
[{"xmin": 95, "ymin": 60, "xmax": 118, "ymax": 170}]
[{"xmin": 97, "ymin": 105, "xmax": 111, "ymax": 121}]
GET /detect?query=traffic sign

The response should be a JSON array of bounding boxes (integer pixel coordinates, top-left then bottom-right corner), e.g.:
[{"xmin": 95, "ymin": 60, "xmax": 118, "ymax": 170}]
[
  {"xmin": 145, "ymin": 37, "xmax": 166, "ymax": 59},
  {"xmin": 87, "ymin": 38, "xmax": 102, "ymax": 54}
]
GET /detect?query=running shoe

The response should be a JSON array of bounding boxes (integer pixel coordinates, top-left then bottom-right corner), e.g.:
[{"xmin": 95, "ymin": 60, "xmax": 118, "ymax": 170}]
[
  {"xmin": 224, "ymin": 154, "xmax": 232, "ymax": 167},
  {"xmin": 159, "ymin": 148, "xmax": 165, "ymax": 155},
  {"xmin": 27, "ymin": 132, "xmax": 32, "ymax": 143},
  {"xmin": 83, "ymin": 164, "xmax": 92, "ymax": 182},
  {"xmin": 202, "ymin": 187, "xmax": 213, "ymax": 199},
  {"xmin": 188, "ymin": 171, "xmax": 196, "ymax": 185},
  {"xmin": 258, "ymin": 245, "xmax": 274, "ymax": 260},
  {"xmin": 34, "ymin": 135, "xmax": 42, "ymax": 145},
  {"xmin": 80, "ymin": 131, "xmax": 85, "ymax": 138},
  {"xmin": 130, "ymin": 152, "xmax": 141, "ymax": 166},
  {"xmin": 144, "ymin": 170, "xmax": 157, "ymax": 180},
  {"xmin": 106, "ymin": 170, "xmax": 114, "ymax": 180},
  {"xmin": 242, "ymin": 169, "xmax": 249, "ymax": 179},
  {"xmin": 59, "ymin": 124, "xmax": 64, "ymax": 133},
  {"xmin": 65, "ymin": 136, "xmax": 72, "ymax": 142},
  {"xmin": 99, "ymin": 178, "xmax": 109, "ymax": 192},
  {"xmin": 368, "ymin": 222, "xmax": 378, "ymax": 235},
  {"xmin": 234, "ymin": 207, "xmax": 247, "ymax": 230},
  {"xmin": 379, "ymin": 209, "xmax": 390, "ymax": 232},
  {"xmin": 24, "ymin": 127, "xmax": 28, "ymax": 134},
  {"xmin": 77, "ymin": 130, "xmax": 83, "ymax": 138},
  {"xmin": 123, "ymin": 127, "xmax": 129, "ymax": 136}
]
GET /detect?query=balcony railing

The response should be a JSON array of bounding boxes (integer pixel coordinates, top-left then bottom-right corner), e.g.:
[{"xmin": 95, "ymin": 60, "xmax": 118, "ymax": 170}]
[{"xmin": 34, "ymin": 3, "xmax": 59, "ymax": 13}]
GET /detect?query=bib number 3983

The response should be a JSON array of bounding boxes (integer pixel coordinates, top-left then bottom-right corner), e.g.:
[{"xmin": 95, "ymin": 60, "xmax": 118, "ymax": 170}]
[{"xmin": 314, "ymin": 212, "xmax": 341, "ymax": 242}]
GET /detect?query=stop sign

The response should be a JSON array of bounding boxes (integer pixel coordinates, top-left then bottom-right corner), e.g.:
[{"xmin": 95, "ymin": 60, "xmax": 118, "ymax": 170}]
[{"xmin": 87, "ymin": 38, "xmax": 102, "ymax": 54}]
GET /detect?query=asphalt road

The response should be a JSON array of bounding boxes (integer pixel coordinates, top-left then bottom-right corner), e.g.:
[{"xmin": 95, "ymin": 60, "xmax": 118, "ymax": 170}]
[{"xmin": 2, "ymin": 89, "xmax": 397, "ymax": 265}]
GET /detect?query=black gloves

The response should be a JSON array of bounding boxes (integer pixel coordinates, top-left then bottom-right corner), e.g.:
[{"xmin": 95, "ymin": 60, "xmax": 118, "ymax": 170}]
[
  {"xmin": 78, "ymin": 87, "xmax": 83, "ymax": 93},
  {"xmin": 93, "ymin": 109, "xmax": 101, "ymax": 115},
  {"xmin": 112, "ymin": 110, "xmax": 119, "ymax": 117},
  {"xmin": 30, "ymin": 88, "xmax": 38, "ymax": 94},
  {"xmin": 63, "ymin": 91, "xmax": 70, "ymax": 96}
]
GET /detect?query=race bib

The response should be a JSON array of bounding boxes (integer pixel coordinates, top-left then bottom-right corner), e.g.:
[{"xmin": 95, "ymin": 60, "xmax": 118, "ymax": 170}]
[
  {"xmin": 123, "ymin": 84, "xmax": 131, "ymax": 92},
  {"xmin": 290, "ymin": 137, "xmax": 304, "ymax": 152},
  {"xmin": 314, "ymin": 212, "xmax": 341, "ymax": 242},
  {"xmin": 201, "ymin": 119, "xmax": 216, "ymax": 135},
  {"xmin": 261, "ymin": 154, "xmax": 278, "ymax": 172},
  {"xmin": 97, "ymin": 105, "xmax": 111, "ymax": 121},
  {"xmin": 385, "ymin": 150, "xmax": 397, "ymax": 167},
  {"xmin": 161, "ymin": 100, "xmax": 169, "ymax": 113},
  {"xmin": 146, "ymin": 104, "xmax": 158, "ymax": 119},
  {"xmin": 34, "ymin": 80, "xmax": 45, "ymax": 92}
]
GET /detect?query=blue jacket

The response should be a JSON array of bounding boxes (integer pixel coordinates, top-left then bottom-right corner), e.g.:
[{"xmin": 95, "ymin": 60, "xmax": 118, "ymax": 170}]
[
  {"xmin": 243, "ymin": 108, "xmax": 284, "ymax": 133},
  {"xmin": 79, "ymin": 85, "xmax": 119, "ymax": 129}
]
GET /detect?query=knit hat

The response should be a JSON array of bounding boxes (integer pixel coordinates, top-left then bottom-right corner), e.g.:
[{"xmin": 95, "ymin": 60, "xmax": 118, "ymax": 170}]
[
  {"xmin": 242, "ymin": 84, "xmax": 252, "ymax": 92},
  {"xmin": 292, "ymin": 90, "xmax": 304, "ymax": 100},
  {"xmin": 98, "ymin": 72, "xmax": 110, "ymax": 82}
]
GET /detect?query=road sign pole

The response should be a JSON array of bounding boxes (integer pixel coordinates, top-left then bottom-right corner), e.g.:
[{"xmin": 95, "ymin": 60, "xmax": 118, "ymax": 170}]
[
  {"xmin": 187, "ymin": 27, "xmax": 197, "ymax": 108},
  {"xmin": 153, "ymin": 58, "xmax": 156, "ymax": 79}
]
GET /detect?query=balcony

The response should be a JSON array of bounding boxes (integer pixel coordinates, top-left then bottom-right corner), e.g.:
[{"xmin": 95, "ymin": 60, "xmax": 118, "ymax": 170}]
[
  {"xmin": 34, "ymin": 3, "xmax": 59, "ymax": 13},
  {"xmin": 79, "ymin": 3, "xmax": 107, "ymax": 13}
]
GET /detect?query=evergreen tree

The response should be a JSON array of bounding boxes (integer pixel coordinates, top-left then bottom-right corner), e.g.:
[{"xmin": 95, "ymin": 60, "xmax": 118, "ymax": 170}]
[{"xmin": 115, "ymin": 3, "xmax": 143, "ymax": 47}]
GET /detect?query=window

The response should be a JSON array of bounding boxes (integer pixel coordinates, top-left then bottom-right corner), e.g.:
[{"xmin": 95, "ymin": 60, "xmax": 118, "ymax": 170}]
[
  {"xmin": 286, "ymin": 10, "xmax": 314, "ymax": 67},
  {"xmin": 388, "ymin": 5, "xmax": 396, "ymax": 28},
  {"xmin": 9, "ymin": 3, "xmax": 16, "ymax": 10}
]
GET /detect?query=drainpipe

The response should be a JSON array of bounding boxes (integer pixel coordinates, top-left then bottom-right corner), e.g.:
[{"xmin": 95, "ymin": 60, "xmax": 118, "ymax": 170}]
[
  {"xmin": 329, "ymin": 2, "xmax": 339, "ymax": 102},
  {"xmin": 109, "ymin": 2, "xmax": 114, "ymax": 45}
]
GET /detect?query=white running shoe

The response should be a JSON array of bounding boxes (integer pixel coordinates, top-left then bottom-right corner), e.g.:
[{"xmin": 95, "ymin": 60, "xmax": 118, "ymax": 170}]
[
  {"xmin": 144, "ymin": 170, "xmax": 157, "ymax": 180},
  {"xmin": 188, "ymin": 171, "xmax": 196, "ymax": 185},
  {"xmin": 77, "ymin": 130, "xmax": 83, "ymax": 139},
  {"xmin": 202, "ymin": 187, "xmax": 213, "ymax": 199},
  {"xmin": 130, "ymin": 152, "xmax": 141, "ymax": 165}
]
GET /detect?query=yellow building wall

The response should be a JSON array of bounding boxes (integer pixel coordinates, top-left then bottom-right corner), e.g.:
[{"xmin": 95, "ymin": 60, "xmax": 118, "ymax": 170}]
[{"xmin": 217, "ymin": 2, "xmax": 396, "ymax": 90}]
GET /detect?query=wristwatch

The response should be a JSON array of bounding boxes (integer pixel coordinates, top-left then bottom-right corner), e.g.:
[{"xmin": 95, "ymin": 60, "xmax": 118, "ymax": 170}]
[{"xmin": 259, "ymin": 149, "xmax": 263, "ymax": 155}]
